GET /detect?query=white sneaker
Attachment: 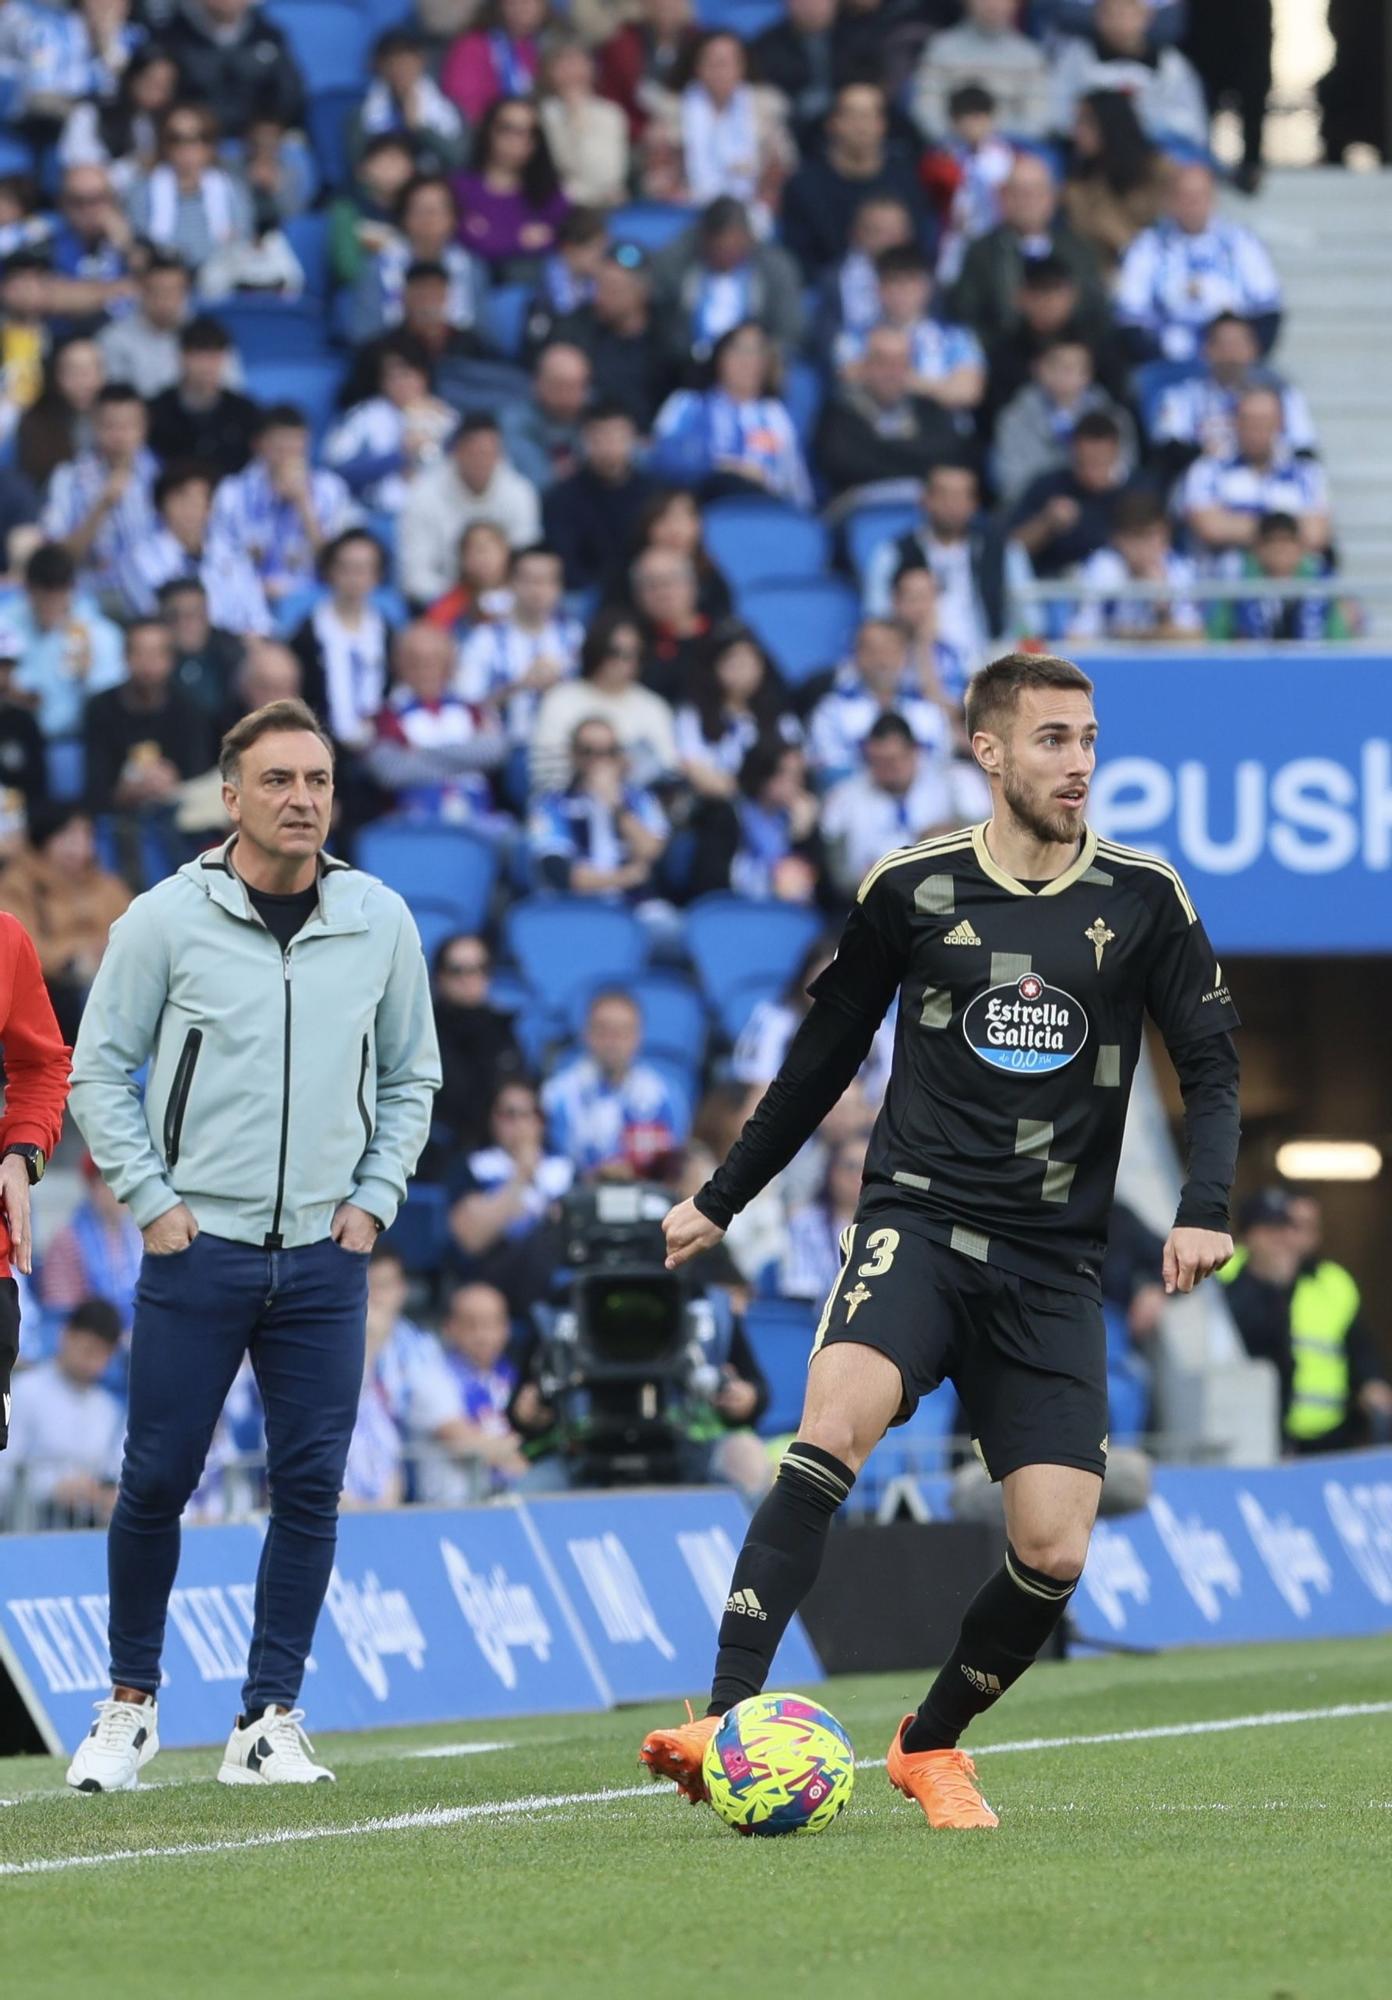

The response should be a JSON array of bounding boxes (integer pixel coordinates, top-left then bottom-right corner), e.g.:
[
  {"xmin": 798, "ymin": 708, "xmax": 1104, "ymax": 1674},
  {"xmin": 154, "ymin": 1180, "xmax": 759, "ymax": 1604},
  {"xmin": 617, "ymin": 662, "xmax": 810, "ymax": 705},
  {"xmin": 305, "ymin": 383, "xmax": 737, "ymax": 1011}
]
[
  {"xmin": 218, "ymin": 1708, "xmax": 335, "ymax": 1786},
  {"xmin": 66, "ymin": 1697, "xmax": 160, "ymax": 1793}
]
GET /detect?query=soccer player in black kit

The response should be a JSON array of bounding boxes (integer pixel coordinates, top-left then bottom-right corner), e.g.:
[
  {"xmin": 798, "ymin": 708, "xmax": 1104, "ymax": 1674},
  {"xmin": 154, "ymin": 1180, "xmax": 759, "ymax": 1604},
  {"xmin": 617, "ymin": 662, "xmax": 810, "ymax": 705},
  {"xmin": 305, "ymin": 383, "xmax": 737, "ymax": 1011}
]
[{"xmin": 640, "ymin": 653, "xmax": 1241, "ymax": 1828}]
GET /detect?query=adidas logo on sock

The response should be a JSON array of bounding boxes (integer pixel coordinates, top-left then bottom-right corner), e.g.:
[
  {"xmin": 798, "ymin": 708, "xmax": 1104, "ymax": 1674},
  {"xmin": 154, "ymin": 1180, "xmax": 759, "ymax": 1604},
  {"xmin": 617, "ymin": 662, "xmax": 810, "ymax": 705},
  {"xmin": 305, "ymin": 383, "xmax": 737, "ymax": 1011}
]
[
  {"xmin": 725, "ymin": 1588, "xmax": 768, "ymax": 1621},
  {"xmin": 961, "ymin": 1664, "xmax": 1002, "ymax": 1695},
  {"xmin": 943, "ymin": 920, "xmax": 982, "ymax": 947}
]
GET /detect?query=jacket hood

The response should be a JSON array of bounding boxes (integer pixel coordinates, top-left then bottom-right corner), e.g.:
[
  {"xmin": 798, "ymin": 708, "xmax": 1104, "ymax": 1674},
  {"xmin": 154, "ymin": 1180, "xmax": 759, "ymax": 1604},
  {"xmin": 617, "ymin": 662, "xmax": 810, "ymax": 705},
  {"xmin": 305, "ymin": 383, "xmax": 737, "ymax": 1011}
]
[{"xmin": 180, "ymin": 835, "xmax": 373, "ymax": 936}]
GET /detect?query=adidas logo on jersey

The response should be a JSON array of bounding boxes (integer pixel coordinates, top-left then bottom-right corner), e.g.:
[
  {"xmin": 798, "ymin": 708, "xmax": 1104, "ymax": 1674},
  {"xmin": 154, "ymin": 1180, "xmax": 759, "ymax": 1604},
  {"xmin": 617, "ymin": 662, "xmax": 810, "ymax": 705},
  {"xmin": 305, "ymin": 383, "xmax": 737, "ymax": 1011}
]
[
  {"xmin": 943, "ymin": 920, "xmax": 981, "ymax": 946},
  {"xmin": 726, "ymin": 1588, "xmax": 767, "ymax": 1621}
]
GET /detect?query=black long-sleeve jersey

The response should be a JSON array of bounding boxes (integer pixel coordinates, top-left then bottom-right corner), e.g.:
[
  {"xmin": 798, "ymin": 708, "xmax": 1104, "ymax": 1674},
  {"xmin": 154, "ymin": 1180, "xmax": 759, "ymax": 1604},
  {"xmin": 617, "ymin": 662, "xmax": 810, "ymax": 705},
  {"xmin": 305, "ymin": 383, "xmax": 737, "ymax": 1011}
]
[{"xmin": 697, "ymin": 822, "xmax": 1242, "ymax": 1299}]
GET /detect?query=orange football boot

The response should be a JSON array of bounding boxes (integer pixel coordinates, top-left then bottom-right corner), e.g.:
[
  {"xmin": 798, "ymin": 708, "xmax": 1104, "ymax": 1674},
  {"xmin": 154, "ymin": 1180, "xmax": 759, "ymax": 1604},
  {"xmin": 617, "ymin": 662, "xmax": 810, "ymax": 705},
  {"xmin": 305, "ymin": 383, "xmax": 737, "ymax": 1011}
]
[
  {"xmin": 885, "ymin": 1719, "xmax": 999, "ymax": 1829},
  {"xmin": 638, "ymin": 1702, "xmax": 721, "ymax": 1805}
]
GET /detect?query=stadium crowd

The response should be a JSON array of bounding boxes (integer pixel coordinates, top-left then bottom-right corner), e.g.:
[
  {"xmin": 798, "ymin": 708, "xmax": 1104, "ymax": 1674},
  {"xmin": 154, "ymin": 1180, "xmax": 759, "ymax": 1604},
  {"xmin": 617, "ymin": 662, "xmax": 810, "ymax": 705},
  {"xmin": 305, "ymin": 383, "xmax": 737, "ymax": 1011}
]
[{"xmin": 0, "ymin": 0, "xmax": 1366, "ymax": 1524}]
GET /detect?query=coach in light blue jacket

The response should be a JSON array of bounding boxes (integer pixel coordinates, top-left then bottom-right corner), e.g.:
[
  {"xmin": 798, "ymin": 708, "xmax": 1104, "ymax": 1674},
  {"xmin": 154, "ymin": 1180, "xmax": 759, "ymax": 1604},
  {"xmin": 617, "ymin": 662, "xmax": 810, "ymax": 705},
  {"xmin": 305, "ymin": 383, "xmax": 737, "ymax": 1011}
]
[{"xmin": 65, "ymin": 696, "xmax": 441, "ymax": 1794}]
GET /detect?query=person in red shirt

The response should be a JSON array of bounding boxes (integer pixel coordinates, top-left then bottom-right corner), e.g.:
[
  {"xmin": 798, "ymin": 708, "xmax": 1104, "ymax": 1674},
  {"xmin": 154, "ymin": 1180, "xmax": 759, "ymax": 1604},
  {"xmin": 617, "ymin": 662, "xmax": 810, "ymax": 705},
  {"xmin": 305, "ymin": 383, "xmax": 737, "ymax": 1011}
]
[{"xmin": 0, "ymin": 913, "xmax": 73, "ymax": 1447}]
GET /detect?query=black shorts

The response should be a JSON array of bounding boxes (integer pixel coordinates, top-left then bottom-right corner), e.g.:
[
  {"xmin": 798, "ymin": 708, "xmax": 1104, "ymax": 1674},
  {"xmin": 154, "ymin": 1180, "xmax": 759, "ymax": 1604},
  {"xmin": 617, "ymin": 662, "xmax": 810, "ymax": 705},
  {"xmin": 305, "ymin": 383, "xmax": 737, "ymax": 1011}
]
[
  {"xmin": 812, "ymin": 1214, "xmax": 1108, "ymax": 1483},
  {"xmin": 0, "ymin": 1276, "xmax": 19, "ymax": 1450}
]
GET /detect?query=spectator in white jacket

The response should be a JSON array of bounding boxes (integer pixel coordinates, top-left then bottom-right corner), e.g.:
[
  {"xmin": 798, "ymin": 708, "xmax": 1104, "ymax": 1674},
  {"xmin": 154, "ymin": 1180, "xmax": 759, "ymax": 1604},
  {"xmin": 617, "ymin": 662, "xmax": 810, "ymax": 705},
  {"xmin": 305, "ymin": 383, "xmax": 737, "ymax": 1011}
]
[
  {"xmin": 912, "ymin": 0, "xmax": 1051, "ymax": 142},
  {"xmin": 1049, "ymin": 0, "xmax": 1209, "ymax": 147},
  {"xmin": 397, "ymin": 412, "xmax": 542, "ymax": 605},
  {"xmin": 819, "ymin": 711, "xmax": 989, "ymax": 899}
]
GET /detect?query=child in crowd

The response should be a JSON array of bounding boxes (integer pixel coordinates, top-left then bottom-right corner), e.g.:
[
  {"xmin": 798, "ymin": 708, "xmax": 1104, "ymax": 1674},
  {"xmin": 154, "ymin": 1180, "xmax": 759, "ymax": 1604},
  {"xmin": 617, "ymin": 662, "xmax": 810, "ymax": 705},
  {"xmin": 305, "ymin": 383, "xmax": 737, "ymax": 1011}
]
[
  {"xmin": 1208, "ymin": 510, "xmax": 1358, "ymax": 643},
  {"xmin": 920, "ymin": 83, "xmax": 1014, "ymax": 286},
  {"xmin": 1068, "ymin": 488, "xmax": 1204, "ymax": 642},
  {"xmin": 994, "ymin": 335, "xmax": 1135, "ymax": 502},
  {"xmin": 834, "ymin": 244, "xmax": 985, "ymax": 413},
  {"xmin": 457, "ymin": 542, "xmax": 582, "ymax": 746}
]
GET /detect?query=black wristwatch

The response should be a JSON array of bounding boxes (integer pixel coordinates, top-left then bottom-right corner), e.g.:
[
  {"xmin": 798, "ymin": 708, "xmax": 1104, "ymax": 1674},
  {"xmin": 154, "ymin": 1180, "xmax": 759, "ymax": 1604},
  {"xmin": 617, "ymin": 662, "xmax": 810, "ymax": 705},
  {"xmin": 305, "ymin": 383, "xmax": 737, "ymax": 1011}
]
[{"xmin": 4, "ymin": 1145, "xmax": 45, "ymax": 1185}]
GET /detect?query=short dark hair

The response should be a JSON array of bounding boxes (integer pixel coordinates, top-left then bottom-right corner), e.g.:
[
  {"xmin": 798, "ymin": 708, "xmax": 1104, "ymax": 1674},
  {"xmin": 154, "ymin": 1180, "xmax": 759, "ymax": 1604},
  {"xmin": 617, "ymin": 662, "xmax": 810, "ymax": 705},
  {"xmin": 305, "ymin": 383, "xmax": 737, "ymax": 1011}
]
[
  {"xmin": 948, "ymin": 82, "xmax": 996, "ymax": 120},
  {"xmin": 219, "ymin": 697, "xmax": 335, "ymax": 783},
  {"xmin": 1020, "ymin": 253, "xmax": 1076, "ymax": 292},
  {"xmin": 404, "ymin": 258, "xmax": 448, "ymax": 286},
  {"xmin": 142, "ymin": 249, "xmax": 188, "ymax": 281},
  {"xmin": 1205, "ymin": 311, "xmax": 1252, "ymax": 340},
  {"xmin": 369, "ymin": 1238, "xmax": 406, "ymax": 1271},
  {"xmin": 95, "ymin": 382, "xmax": 144, "ymax": 410},
  {"xmin": 584, "ymin": 398, "xmax": 635, "ymax": 427},
  {"xmin": 1111, "ymin": 489, "xmax": 1167, "ymax": 536},
  {"xmin": 65, "ymin": 1298, "xmax": 123, "ymax": 1345},
  {"xmin": 964, "ymin": 651, "xmax": 1095, "ymax": 741},
  {"xmin": 317, "ymin": 526, "xmax": 386, "ymax": 582},
  {"xmin": 700, "ymin": 195, "xmax": 751, "ymax": 240},
  {"xmin": 866, "ymin": 711, "xmax": 915, "ymax": 748},
  {"xmin": 1257, "ymin": 510, "xmax": 1301, "ymax": 540},
  {"xmin": 154, "ymin": 460, "xmax": 213, "ymax": 512},
  {"xmin": 454, "ymin": 410, "xmax": 499, "ymax": 443},
  {"xmin": 156, "ymin": 576, "xmax": 206, "ymax": 609},
  {"xmin": 181, "ymin": 313, "xmax": 232, "ymax": 353},
  {"xmin": 373, "ymin": 24, "xmax": 422, "ymax": 60},
  {"xmin": 557, "ymin": 204, "xmax": 607, "ymax": 248},
  {"xmin": 1073, "ymin": 410, "xmax": 1121, "ymax": 446},
  {"xmin": 25, "ymin": 542, "xmax": 75, "ymax": 591},
  {"xmin": 254, "ymin": 402, "xmax": 308, "ymax": 437},
  {"xmin": 509, "ymin": 542, "xmax": 561, "ymax": 574},
  {"xmin": 874, "ymin": 244, "xmax": 930, "ymax": 283}
]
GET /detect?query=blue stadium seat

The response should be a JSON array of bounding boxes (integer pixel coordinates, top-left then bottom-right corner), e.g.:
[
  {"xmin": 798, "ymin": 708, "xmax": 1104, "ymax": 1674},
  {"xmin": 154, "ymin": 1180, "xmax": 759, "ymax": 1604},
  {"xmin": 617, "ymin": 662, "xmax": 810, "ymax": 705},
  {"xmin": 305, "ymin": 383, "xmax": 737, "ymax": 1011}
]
[
  {"xmin": 894, "ymin": 1383, "xmax": 959, "ymax": 1468},
  {"xmin": 743, "ymin": 1296, "xmax": 814, "ymax": 1435},
  {"xmin": 245, "ymin": 356, "xmax": 346, "ymax": 443},
  {"xmin": 410, "ymin": 905, "xmax": 472, "ymax": 967},
  {"xmin": 608, "ymin": 202, "xmax": 692, "ymax": 254},
  {"xmin": 482, "ymin": 283, "xmax": 532, "ymax": 360},
  {"xmin": 505, "ymin": 897, "xmax": 647, "ymax": 1010},
  {"xmin": 383, "ymin": 1182, "xmax": 449, "ymax": 1272},
  {"xmin": 45, "ymin": 739, "xmax": 84, "ymax": 801},
  {"xmin": 305, "ymin": 87, "xmax": 359, "ymax": 193},
  {"xmin": 265, "ymin": 3, "xmax": 371, "ymax": 93},
  {"xmin": 783, "ymin": 358, "xmax": 825, "ymax": 448},
  {"xmin": 210, "ymin": 297, "xmax": 334, "ymax": 360},
  {"xmin": 684, "ymin": 894, "xmax": 822, "ymax": 1008},
  {"xmin": 712, "ymin": 974, "xmax": 781, "ymax": 1044},
  {"xmin": 356, "ymin": 823, "xmax": 499, "ymax": 933},
  {"xmin": 737, "ymin": 575, "xmax": 860, "ymax": 685},
  {"xmin": 702, "ymin": 499, "xmax": 829, "ymax": 593},
  {"xmin": 844, "ymin": 500, "xmax": 921, "ymax": 586},
  {"xmin": 0, "ymin": 134, "xmax": 34, "ymax": 176},
  {"xmin": 284, "ymin": 211, "xmax": 332, "ymax": 299},
  {"xmin": 567, "ymin": 969, "xmax": 707, "ymax": 1063},
  {"xmin": 695, "ymin": 0, "xmax": 787, "ymax": 35}
]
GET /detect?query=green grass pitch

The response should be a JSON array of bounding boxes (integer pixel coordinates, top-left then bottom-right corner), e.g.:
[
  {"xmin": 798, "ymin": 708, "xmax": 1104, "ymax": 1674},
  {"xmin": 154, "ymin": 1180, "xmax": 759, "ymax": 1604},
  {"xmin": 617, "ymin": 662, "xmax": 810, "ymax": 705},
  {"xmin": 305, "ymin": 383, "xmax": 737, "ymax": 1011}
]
[{"xmin": 2, "ymin": 1636, "xmax": 1388, "ymax": 2000}]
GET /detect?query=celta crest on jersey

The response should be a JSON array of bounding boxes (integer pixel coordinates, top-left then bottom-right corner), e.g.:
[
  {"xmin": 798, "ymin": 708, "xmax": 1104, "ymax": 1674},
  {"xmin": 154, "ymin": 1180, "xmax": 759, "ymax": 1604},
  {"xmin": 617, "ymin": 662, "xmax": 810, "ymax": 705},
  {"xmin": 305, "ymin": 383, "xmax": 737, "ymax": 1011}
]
[{"xmin": 962, "ymin": 974, "xmax": 1090, "ymax": 1075}]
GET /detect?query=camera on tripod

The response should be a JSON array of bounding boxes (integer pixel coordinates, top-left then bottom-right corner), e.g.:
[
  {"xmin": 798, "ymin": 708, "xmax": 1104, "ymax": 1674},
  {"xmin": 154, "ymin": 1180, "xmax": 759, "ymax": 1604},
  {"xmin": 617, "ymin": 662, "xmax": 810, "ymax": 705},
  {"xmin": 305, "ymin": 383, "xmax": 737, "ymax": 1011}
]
[{"xmin": 531, "ymin": 1181, "xmax": 728, "ymax": 1485}]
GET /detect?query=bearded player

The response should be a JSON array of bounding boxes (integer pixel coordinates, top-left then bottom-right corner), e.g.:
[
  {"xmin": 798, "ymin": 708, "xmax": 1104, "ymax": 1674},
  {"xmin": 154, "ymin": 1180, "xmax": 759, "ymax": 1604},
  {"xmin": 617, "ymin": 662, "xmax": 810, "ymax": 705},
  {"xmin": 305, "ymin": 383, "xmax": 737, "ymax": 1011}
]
[{"xmin": 640, "ymin": 652, "xmax": 1241, "ymax": 1829}]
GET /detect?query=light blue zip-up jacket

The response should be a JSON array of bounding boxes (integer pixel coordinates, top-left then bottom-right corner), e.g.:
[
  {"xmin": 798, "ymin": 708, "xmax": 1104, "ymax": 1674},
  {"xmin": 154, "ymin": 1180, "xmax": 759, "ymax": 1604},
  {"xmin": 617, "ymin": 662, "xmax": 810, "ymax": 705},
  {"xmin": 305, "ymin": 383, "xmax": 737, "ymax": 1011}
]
[{"xmin": 69, "ymin": 837, "xmax": 442, "ymax": 1248}]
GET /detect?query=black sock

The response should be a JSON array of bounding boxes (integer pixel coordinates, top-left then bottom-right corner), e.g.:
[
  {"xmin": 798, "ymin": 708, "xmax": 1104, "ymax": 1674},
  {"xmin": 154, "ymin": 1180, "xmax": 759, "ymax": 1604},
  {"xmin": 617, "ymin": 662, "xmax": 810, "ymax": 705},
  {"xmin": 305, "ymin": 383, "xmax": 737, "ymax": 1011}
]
[
  {"xmin": 707, "ymin": 1441, "xmax": 854, "ymax": 1716},
  {"xmin": 901, "ymin": 1543, "xmax": 1078, "ymax": 1753}
]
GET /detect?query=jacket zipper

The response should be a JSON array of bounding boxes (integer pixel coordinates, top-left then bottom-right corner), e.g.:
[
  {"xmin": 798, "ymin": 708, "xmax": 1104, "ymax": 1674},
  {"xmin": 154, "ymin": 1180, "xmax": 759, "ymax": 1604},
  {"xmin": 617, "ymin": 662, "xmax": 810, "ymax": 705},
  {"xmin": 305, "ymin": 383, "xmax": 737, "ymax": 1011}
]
[
  {"xmin": 266, "ymin": 954, "xmax": 292, "ymax": 1249},
  {"xmin": 356, "ymin": 1033, "xmax": 372, "ymax": 1151},
  {"xmin": 163, "ymin": 1027, "xmax": 203, "ymax": 1168}
]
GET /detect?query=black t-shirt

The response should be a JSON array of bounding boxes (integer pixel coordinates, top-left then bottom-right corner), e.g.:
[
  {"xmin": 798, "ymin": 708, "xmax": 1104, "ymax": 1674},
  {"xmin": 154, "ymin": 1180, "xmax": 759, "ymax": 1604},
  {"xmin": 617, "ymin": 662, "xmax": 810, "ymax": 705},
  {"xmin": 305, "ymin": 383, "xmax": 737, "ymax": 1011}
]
[
  {"xmin": 247, "ymin": 881, "xmax": 319, "ymax": 952},
  {"xmin": 700, "ymin": 823, "xmax": 1241, "ymax": 1298}
]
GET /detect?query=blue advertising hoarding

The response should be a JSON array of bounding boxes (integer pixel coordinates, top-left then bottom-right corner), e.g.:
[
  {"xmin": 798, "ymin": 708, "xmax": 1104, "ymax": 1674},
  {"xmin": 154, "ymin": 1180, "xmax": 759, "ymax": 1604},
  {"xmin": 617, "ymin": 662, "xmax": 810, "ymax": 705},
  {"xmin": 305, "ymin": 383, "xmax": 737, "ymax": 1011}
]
[
  {"xmin": 1080, "ymin": 651, "xmax": 1392, "ymax": 953},
  {"xmin": 1072, "ymin": 1449, "xmax": 1392, "ymax": 1650},
  {"xmin": 0, "ymin": 1490, "xmax": 820, "ymax": 1755}
]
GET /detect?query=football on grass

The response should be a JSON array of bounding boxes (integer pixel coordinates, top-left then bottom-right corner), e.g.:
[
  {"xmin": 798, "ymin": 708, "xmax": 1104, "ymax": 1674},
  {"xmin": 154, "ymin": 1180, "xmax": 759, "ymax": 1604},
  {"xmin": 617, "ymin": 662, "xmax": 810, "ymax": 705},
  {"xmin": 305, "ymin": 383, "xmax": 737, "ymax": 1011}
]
[{"xmin": 702, "ymin": 1693, "xmax": 855, "ymax": 1836}]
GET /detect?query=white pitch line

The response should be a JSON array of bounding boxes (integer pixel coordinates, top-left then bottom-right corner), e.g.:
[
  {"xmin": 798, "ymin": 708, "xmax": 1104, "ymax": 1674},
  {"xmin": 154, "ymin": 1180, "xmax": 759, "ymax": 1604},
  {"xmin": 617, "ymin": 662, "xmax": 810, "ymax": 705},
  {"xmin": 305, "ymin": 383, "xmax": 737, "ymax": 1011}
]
[
  {"xmin": 404, "ymin": 1741, "xmax": 517, "ymax": 1760},
  {"xmin": 1, "ymin": 1697, "xmax": 1388, "ymax": 1879}
]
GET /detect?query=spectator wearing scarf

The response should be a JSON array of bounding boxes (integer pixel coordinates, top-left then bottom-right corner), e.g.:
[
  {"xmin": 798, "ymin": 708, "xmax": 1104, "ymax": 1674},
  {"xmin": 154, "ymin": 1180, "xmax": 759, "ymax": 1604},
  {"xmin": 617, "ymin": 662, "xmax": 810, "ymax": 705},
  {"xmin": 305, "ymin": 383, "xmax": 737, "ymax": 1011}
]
[
  {"xmin": 441, "ymin": 0, "xmax": 547, "ymax": 124},
  {"xmin": 126, "ymin": 103, "xmax": 252, "ymax": 273}
]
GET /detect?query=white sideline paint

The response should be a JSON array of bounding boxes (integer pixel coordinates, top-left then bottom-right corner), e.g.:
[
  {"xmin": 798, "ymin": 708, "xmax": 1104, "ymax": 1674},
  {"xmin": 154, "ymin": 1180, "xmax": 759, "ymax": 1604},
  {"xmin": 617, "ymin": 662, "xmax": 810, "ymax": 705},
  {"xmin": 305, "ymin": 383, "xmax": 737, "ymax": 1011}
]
[
  {"xmin": 1, "ymin": 1698, "xmax": 1388, "ymax": 1878},
  {"xmin": 404, "ymin": 1741, "xmax": 517, "ymax": 1760}
]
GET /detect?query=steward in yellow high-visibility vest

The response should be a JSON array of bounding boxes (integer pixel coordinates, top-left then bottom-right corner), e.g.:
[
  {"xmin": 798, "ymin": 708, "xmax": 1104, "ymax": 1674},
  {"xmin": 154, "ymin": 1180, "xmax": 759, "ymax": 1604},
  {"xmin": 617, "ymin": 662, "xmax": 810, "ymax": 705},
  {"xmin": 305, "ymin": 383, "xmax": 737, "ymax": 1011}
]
[{"xmin": 1218, "ymin": 1189, "xmax": 1392, "ymax": 1453}]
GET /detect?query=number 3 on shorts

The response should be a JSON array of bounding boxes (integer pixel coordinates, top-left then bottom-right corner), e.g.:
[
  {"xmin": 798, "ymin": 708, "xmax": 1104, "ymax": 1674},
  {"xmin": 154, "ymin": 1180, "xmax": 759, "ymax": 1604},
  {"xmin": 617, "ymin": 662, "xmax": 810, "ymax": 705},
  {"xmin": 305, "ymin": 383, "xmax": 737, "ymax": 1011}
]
[{"xmin": 857, "ymin": 1228, "xmax": 899, "ymax": 1278}]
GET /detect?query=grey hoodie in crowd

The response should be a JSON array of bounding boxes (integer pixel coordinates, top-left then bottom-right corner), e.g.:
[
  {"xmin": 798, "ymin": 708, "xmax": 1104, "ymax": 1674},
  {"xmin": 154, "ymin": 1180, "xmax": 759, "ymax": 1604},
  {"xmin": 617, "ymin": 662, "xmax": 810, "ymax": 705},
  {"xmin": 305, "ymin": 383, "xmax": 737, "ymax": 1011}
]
[{"xmin": 69, "ymin": 837, "xmax": 441, "ymax": 1248}]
